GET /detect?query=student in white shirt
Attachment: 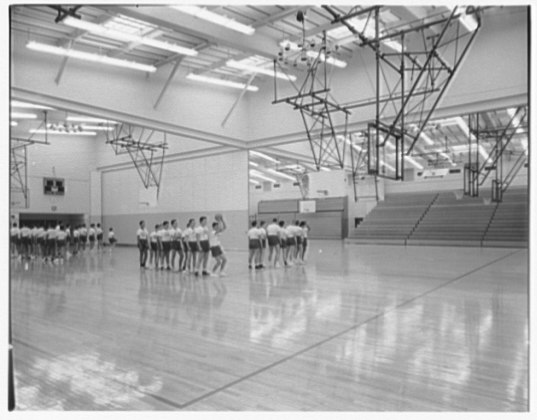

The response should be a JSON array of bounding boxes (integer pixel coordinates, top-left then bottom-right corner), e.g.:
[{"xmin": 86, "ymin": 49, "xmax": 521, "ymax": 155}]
[
  {"xmin": 159, "ymin": 221, "xmax": 172, "ymax": 270},
  {"xmin": 107, "ymin": 227, "xmax": 117, "ymax": 251},
  {"xmin": 45, "ymin": 224, "xmax": 57, "ymax": 262},
  {"xmin": 292, "ymin": 220, "xmax": 304, "ymax": 263},
  {"xmin": 149, "ymin": 224, "xmax": 160, "ymax": 269},
  {"xmin": 36, "ymin": 225, "xmax": 46, "ymax": 258},
  {"xmin": 278, "ymin": 220, "xmax": 290, "ymax": 267},
  {"xmin": 210, "ymin": 215, "xmax": 227, "ymax": 276},
  {"xmin": 56, "ymin": 225, "xmax": 68, "ymax": 261},
  {"xmin": 247, "ymin": 220, "xmax": 261, "ymax": 269},
  {"xmin": 266, "ymin": 218, "xmax": 281, "ymax": 267},
  {"xmin": 195, "ymin": 216, "xmax": 211, "ymax": 276},
  {"xmin": 19, "ymin": 224, "xmax": 31, "ymax": 260},
  {"xmin": 80, "ymin": 224, "xmax": 88, "ymax": 251},
  {"xmin": 285, "ymin": 222, "xmax": 297, "ymax": 265},
  {"xmin": 96, "ymin": 223, "xmax": 104, "ymax": 251},
  {"xmin": 88, "ymin": 223, "xmax": 97, "ymax": 251},
  {"xmin": 10, "ymin": 223, "xmax": 20, "ymax": 258},
  {"xmin": 170, "ymin": 219, "xmax": 184, "ymax": 272},
  {"xmin": 72, "ymin": 226, "xmax": 80, "ymax": 255},
  {"xmin": 257, "ymin": 221, "xmax": 267, "ymax": 269},
  {"xmin": 299, "ymin": 221, "xmax": 310, "ymax": 263},
  {"xmin": 137, "ymin": 220, "xmax": 149, "ymax": 268},
  {"xmin": 184, "ymin": 219, "xmax": 197, "ymax": 273}
]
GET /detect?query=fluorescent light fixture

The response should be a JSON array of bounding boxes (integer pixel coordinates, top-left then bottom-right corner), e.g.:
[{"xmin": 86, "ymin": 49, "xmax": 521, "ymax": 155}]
[
  {"xmin": 385, "ymin": 141, "xmax": 396, "ymax": 150},
  {"xmin": 420, "ymin": 132, "xmax": 435, "ymax": 145},
  {"xmin": 27, "ymin": 41, "xmax": 157, "ymax": 72},
  {"xmin": 379, "ymin": 160, "xmax": 395, "ymax": 171},
  {"xmin": 478, "ymin": 145, "xmax": 490, "ymax": 161},
  {"xmin": 30, "ymin": 129, "xmax": 97, "ymax": 136},
  {"xmin": 320, "ymin": 166, "xmax": 331, "ymax": 172},
  {"xmin": 250, "ymin": 170, "xmax": 276, "ymax": 183},
  {"xmin": 172, "ymin": 5, "xmax": 255, "ymax": 35},
  {"xmin": 507, "ymin": 108, "xmax": 522, "ymax": 129},
  {"xmin": 187, "ymin": 73, "xmax": 258, "ymax": 92},
  {"xmin": 63, "ymin": 16, "xmax": 198, "ymax": 57},
  {"xmin": 249, "ymin": 161, "xmax": 259, "ymax": 167},
  {"xmin": 306, "ymin": 50, "xmax": 347, "ymax": 68},
  {"xmin": 67, "ymin": 116, "xmax": 118, "ymax": 124},
  {"xmin": 81, "ymin": 125, "xmax": 115, "ymax": 131},
  {"xmin": 10, "ymin": 121, "xmax": 18, "ymax": 126},
  {"xmin": 250, "ymin": 150, "xmax": 280, "ymax": 163},
  {"xmin": 226, "ymin": 59, "xmax": 296, "ymax": 81},
  {"xmin": 458, "ymin": 9, "xmax": 479, "ymax": 32},
  {"xmin": 266, "ymin": 168, "xmax": 296, "ymax": 181},
  {"xmin": 11, "ymin": 101, "xmax": 54, "ymax": 110},
  {"xmin": 249, "ymin": 179, "xmax": 260, "ymax": 185},
  {"xmin": 404, "ymin": 155, "xmax": 424, "ymax": 170},
  {"xmin": 383, "ymin": 39, "xmax": 403, "ymax": 53},
  {"xmin": 11, "ymin": 112, "xmax": 37, "ymax": 119},
  {"xmin": 521, "ymin": 139, "xmax": 528, "ymax": 156}
]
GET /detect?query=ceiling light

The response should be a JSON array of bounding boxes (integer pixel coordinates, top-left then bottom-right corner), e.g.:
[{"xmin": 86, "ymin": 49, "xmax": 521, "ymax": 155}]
[
  {"xmin": 186, "ymin": 73, "xmax": 258, "ymax": 92},
  {"xmin": 226, "ymin": 59, "xmax": 296, "ymax": 81},
  {"xmin": 249, "ymin": 179, "xmax": 260, "ymax": 185},
  {"xmin": 27, "ymin": 41, "xmax": 157, "ymax": 72},
  {"xmin": 63, "ymin": 16, "xmax": 198, "ymax": 56},
  {"xmin": 10, "ymin": 121, "xmax": 18, "ymax": 126},
  {"xmin": 67, "ymin": 116, "xmax": 118, "ymax": 124},
  {"xmin": 81, "ymin": 125, "xmax": 115, "ymax": 131},
  {"xmin": 249, "ymin": 161, "xmax": 259, "ymax": 167},
  {"xmin": 404, "ymin": 155, "xmax": 424, "ymax": 170},
  {"xmin": 30, "ymin": 129, "xmax": 97, "ymax": 136},
  {"xmin": 11, "ymin": 101, "xmax": 54, "ymax": 110},
  {"xmin": 250, "ymin": 170, "xmax": 276, "ymax": 183},
  {"xmin": 11, "ymin": 112, "xmax": 37, "ymax": 119},
  {"xmin": 250, "ymin": 150, "xmax": 280, "ymax": 163},
  {"xmin": 458, "ymin": 8, "xmax": 479, "ymax": 32},
  {"xmin": 320, "ymin": 166, "xmax": 331, "ymax": 172},
  {"xmin": 420, "ymin": 132, "xmax": 435, "ymax": 145},
  {"xmin": 266, "ymin": 168, "xmax": 296, "ymax": 181},
  {"xmin": 172, "ymin": 5, "xmax": 255, "ymax": 35},
  {"xmin": 379, "ymin": 160, "xmax": 395, "ymax": 171},
  {"xmin": 306, "ymin": 50, "xmax": 347, "ymax": 68}
]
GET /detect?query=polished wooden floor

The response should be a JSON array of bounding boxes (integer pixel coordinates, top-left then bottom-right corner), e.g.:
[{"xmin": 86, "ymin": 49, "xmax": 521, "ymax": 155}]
[{"xmin": 10, "ymin": 242, "xmax": 528, "ymax": 411}]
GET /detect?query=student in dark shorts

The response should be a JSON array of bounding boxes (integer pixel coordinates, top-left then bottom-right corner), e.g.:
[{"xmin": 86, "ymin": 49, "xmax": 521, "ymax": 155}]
[
  {"xmin": 209, "ymin": 215, "xmax": 227, "ymax": 276},
  {"xmin": 278, "ymin": 220, "xmax": 289, "ymax": 266},
  {"xmin": 247, "ymin": 220, "xmax": 261, "ymax": 269},
  {"xmin": 195, "ymin": 216, "xmax": 211, "ymax": 276},
  {"xmin": 137, "ymin": 220, "xmax": 149, "ymax": 268}
]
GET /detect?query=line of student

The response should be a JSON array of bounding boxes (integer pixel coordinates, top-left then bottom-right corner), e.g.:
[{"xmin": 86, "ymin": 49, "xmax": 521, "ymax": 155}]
[
  {"xmin": 247, "ymin": 219, "xmax": 310, "ymax": 269},
  {"xmin": 10, "ymin": 222, "xmax": 117, "ymax": 263},
  {"xmin": 136, "ymin": 215, "xmax": 227, "ymax": 277}
]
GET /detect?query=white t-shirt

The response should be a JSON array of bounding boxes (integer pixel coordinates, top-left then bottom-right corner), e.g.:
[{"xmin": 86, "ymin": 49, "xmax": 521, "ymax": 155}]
[
  {"xmin": 184, "ymin": 227, "xmax": 196, "ymax": 242},
  {"xmin": 285, "ymin": 226, "xmax": 295, "ymax": 238},
  {"xmin": 88, "ymin": 227, "xmax": 96, "ymax": 237},
  {"xmin": 20, "ymin": 227, "xmax": 30, "ymax": 238},
  {"xmin": 96, "ymin": 226, "xmax": 103, "ymax": 236},
  {"xmin": 266, "ymin": 223, "xmax": 280, "ymax": 236},
  {"xmin": 173, "ymin": 227, "xmax": 182, "ymax": 241},
  {"xmin": 209, "ymin": 230, "xmax": 221, "ymax": 248},
  {"xmin": 47, "ymin": 228, "xmax": 57, "ymax": 240},
  {"xmin": 73, "ymin": 229, "xmax": 80, "ymax": 238},
  {"xmin": 137, "ymin": 228, "xmax": 148, "ymax": 240},
  {"xmin": 150, "ymin": 231, "xmax": 159, "ymax": 243},
  {"xmin": 108, "ymin": 231, "xmax": 115, "ymax": 240},
  {"xmin": 247, "ymin": 227, "xmax": 261, "ymax": 240},
  {"xmin": 258, "ymin": 227, "xmax": 267, "ymax": 239},
  {"xmin": 159, "ymin": 227, "xmax": 171, "ymax": 242},
  {"xmin": 10, "ymin": 227, "xmax": 19, "ymax": 237},
  {"xmin": 56, "ymin": 231, "xmax": 67, "ymax": 241},
  {"xmin": 195, "ymin": 225, "xmax": 209, "ymax": 241},
  {"xmin": 292, "ymin": 225, "xmax": 303, "ymax": 237},
  {"xmin": 302, "ymin": 226, "xmax": 309, "ymax": 238},
  {"xmin": 80, "ymin": 227, "xmax": 87, "ymax": 236},
  {"xmin": 37, "ymin": 227, "xmax": 46, "ymax": 238}
]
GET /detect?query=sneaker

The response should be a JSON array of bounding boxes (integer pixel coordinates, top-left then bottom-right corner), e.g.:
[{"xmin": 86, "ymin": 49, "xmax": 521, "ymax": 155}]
[
  {"xmin": 202, "ymin": 271, "xmax": 210, "ymax": 276},
  {"xmin": 166, "ymin": 267, "xmax": 171, "ymax": 271}
]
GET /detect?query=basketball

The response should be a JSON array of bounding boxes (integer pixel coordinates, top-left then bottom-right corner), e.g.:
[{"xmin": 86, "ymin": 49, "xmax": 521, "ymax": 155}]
[{"xmin": 215, "ymin": 213, "xmax": 223, "ymax": 221}]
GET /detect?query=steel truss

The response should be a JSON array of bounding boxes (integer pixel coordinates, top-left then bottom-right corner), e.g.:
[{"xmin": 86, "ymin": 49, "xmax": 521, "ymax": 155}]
[
  {"xmin": 322, "ymin": 5, "xmax": 481, "ymax": 181},
  {"xmin": 105, "ymin": 124, "xmax": 168, "ymax": 194},
  {"xmin": 10, "ymin": 113, "xmax": 50, "ymax": 209},
  {"xmin": 464, "ymin": 106, "xmax": 528, "ymax": 202},
  {"xmin": 273, "ymin": 32, "xmax": 369, "ymax": 199}
]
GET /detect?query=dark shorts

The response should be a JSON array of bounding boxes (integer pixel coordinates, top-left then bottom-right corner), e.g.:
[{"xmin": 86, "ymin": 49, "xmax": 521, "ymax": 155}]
[
  {"xmin": 296, "ymin": 236, "xmax": 303, "ymax": 245},
  {"xmin": 73, "ymin": 237, "xmax": 79, "ymax": 243},
  {"xmin": 261, "ymin": 238, "xmax": 267, "ymax": 249},
  {"xmin": 210, "ymin": 246, "xmax": 223, "ymax": 258},
  {"xmin": 11, "ymin": 236, "xmax": 19, "ymax": 245},
  {"xmin": 109, "ymin": 237, "xmax": 117, "ymax": 244},
  {"xmin": 21, "ymin": 237, "xmax": 31, "ymax": 246},
  {"xmin": 249, "ymin": 239, "xmax": 260, "ymax": 249},
  {"xmin": 303, "ymin": 238, "xmax": 308, "ymax": 248},
  {"xmin": 189, "ymin": 241, "xmax": 198, "ymax": 252},
  {"xmin": 162, "ymin": 241, "xmax": 171, "ymax": 253},
  {"xmin": 287, "ymin": 237, "xmax": 296, "ymax": 247},
  {"xmin": 267, "ymin": 235, "xmax": 279, "ymax": 247},
  {"xmin": 280, "ymin": 238, "xmax": 287, "ymax": 248},
  {"xmin": 97, "ymin": 234, "xmax": 103, "ymax": 241},
  {"xmin": 56, "ymin": 239, "xmax": 65, "ymax": 247},
  {"xmin": 81, "ymin": 235, "xmax": 87, "ymax": 242},
  {"xmin": 150, "ymin": 242, "xmax": 157, "ymax": 252},
  {"xmin": 200, "ymin": 240, "xmax": 210, "ymax": 253},
  {"xmin": 172, "ymin": 240, "xmax": 182, "ymax": 252},
  {"xmin": 89, "ymin": 235, "xmax": 95, "ymax": 242},
  {"xmin": 46, "ymin": 239, "xmax": 55, "ymax": 247},
  {"xmin": 182, "ymin": 241, "xmax": 189, "ymax": 253},
  {"xmin": 38, "ymin": 237, "xmax": 46, "ymax": 245}
]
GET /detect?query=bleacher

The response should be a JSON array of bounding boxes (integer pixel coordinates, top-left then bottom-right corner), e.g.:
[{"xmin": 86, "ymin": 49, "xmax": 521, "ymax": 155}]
[
  {"xmin": 407, "ymin": 191, "xmax": 496, "ymax": 246},
  {"xmin": 482, "ymin": 187, "xmax": 528, "ymax": 247},
  {"xmin": 347, "ymin": 192, "xmax": 437, "ymax": 245}
]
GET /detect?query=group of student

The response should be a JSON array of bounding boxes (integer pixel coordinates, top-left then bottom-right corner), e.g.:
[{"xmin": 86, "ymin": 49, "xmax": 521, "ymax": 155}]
[
  {"xmin": 136, "ymin": 215, "xmax": 227, "ymax": 277},
  {"xmin": 247, "ymin": 219, "xmax": 310, "ymax": 269},
  {"xmin": 10, "ymin": 222, "xmax": 117, "ymax": 263}
]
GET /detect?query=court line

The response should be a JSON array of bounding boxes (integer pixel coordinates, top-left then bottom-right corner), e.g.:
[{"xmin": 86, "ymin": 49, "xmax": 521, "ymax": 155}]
[{"xmin": 179, "ymin": 249, "xmax": 522, "ymax": 409}]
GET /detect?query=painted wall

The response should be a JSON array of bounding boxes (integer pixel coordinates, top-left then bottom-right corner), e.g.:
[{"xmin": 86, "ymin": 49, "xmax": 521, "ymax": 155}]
[
  {"xmin": 12, "ymin": 135, "xmax": 97, "ymax": 216},
  {"xmin": 101, "ymin": 150, "xmax": 249, "ymax": 250}
]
